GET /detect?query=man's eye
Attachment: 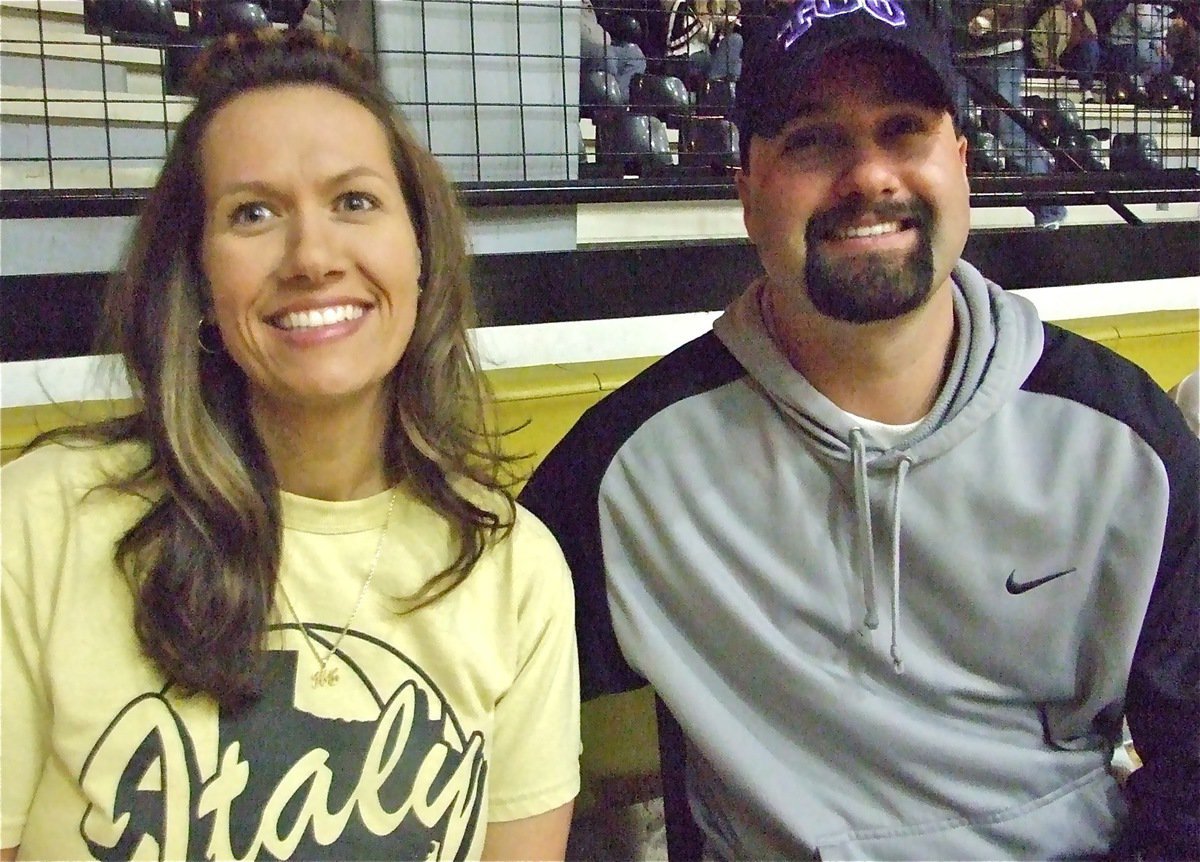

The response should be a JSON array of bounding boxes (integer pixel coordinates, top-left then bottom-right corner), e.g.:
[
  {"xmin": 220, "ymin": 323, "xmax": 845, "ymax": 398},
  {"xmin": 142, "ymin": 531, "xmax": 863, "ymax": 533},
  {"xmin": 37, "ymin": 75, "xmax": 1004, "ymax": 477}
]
[
  {"xmin": 784, "ymin": 130, "xmax": 829, "ymax": 152},
  {"xmin": 230, "ymin": 202, "xmax": 273, "ymax": 226},
  {"xmin": 336, "ymin": 191, "xmax": 380, "ymax": 212},
  {"xmin": 883, "ymin": 116, "xmax": 929, "ymax": 139}
]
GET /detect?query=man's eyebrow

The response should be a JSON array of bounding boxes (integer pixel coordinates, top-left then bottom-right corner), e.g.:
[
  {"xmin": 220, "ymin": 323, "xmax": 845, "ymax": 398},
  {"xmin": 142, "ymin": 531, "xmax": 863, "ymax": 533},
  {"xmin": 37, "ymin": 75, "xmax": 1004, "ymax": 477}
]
[{"xmin": 783, "ymin": 100, "xmax": 832, "ymax": 122}]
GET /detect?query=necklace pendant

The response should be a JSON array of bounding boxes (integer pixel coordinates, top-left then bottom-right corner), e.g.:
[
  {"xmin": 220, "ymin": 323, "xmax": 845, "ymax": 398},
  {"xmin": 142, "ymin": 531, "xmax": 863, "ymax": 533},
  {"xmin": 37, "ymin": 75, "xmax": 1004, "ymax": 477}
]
[{"xmin": 311, "ymin": 665, "xmax": 340, "ymax": 688}]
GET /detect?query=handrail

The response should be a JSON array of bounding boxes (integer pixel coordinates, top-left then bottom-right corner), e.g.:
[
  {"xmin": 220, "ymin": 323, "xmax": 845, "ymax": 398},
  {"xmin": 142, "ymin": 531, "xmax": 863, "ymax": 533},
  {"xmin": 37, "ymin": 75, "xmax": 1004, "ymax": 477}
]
[{"xmin": 3, "ymin": 170, "xmax": 1198, "ymax": 219}]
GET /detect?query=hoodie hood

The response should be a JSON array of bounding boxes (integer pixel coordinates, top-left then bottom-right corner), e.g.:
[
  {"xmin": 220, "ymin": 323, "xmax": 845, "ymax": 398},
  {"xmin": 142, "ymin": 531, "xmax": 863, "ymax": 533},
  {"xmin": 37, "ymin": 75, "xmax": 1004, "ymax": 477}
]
[
  {"xmin": 714, "ymin": 259, "xmax": 1045, "ymax": 465},
  {"xmin": 714, "ymin": 260, "xmax": 1045, "ymax": 671}
]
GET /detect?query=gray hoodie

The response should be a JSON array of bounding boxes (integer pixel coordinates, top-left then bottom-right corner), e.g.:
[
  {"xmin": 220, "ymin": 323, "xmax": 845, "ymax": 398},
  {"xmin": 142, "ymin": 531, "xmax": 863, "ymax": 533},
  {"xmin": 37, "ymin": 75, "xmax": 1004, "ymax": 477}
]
[{"xmin": 520, "ymin": 260, "xmax": 1200, "ymax": 860}]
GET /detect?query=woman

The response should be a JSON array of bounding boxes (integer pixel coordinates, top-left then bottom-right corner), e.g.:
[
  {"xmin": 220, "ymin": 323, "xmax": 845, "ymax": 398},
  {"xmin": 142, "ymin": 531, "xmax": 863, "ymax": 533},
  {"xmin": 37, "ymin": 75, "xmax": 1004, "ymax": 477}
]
[{"xmin": 1, "ymin": 28, "xmax": 579, "ymax": 860}]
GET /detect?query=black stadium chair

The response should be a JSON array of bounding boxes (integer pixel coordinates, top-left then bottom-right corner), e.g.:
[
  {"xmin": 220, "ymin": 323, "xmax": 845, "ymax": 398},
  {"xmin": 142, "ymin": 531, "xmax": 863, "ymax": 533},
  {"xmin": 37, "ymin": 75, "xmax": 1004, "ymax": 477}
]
[
  {"xmin": 581, "ymin": 70, "xmax": 626, "ymax": 121},
  {"xmin": 1055, "ymin": 129, "xmax": 1107, "ymax": 171},
  {"xmin": 593, "ymin": 112, "xmax": 673, "ymax": 177},
  {"xmin": 1110, "ymin": 133, "xmax": 1164, "ymax": 172},
  {"xmin": 677, "ymin": 114, "xmax": 738, "ymax": 173},
  {"xmin": 83, "ymin": 0, "xmax": 179, "ymax": 40},
  {"xmin": 1050, "ymin": 97, "xmax": 1082, "ymax": 136},
  {"xmin": 966, "ymin": 129, "xmax": 1008, "ymax": 173},
  {"xmin": 960, "ymin": 96, "xmax": 986, "ymax": 136},
  {"xmin": 256, "ymin": 0, "xmax": 308, "ymax": 26},
  {"xmin": 86, "ymin": 0, "xmax": 312, "ymax": 93},
  {"xmin": 193, "ymin": 1, "xmax": 271, "ymax": 36},
  {"xmin": 630, "ymin": 73, "xmax": 691, "ymax": 128},
  {"xmin": 1024, "ymin": 95, "xmax": 1062, "ymax": 141},
  {"xmin": 1104, "ymin": 71, "xmax": 1142, "ymax": 106},
  {"xmin": 1143, "ymin": 72, "xmax": 1187, "ymax": 110},
  {"xmin": 85, "ymin": 0, "xmax": 307, "ymax": 43},
  {"xmin": 696, "ymin": 78, "xmax": 735, "ymax": 116},
  {"xmin": 1025, "ymin": 95, "xmax": 1084, "ymax": 142}
]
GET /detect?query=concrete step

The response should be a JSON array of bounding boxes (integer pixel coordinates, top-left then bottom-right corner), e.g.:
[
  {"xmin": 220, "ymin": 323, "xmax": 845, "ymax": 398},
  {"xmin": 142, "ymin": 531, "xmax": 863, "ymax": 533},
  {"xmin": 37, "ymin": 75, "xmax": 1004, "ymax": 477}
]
[
  {"xmin": 1, "ymin": 0, "xmax": 171, "ymax": 95},
  {"xmin": 1, "ymin": 83, "xmax": 191, "ymax": 122},
  {"xmin": 2, "ymin": 158, "xmax": 163, "ymax": 189}
]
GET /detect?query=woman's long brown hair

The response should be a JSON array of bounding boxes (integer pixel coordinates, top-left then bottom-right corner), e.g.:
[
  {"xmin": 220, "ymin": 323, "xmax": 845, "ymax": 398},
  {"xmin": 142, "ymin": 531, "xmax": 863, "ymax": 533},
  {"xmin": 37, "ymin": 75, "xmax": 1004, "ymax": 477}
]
[{"xmin": 36, "ymin": 28, "xmax": 515, "ymax": 711}]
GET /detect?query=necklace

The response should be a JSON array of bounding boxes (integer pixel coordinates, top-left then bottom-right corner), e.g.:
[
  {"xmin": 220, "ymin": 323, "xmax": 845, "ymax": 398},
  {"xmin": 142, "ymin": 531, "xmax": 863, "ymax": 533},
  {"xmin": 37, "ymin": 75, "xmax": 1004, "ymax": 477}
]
[{"xmin": 278, "ymin": 487, "xmax": 398, "ymax": 688}]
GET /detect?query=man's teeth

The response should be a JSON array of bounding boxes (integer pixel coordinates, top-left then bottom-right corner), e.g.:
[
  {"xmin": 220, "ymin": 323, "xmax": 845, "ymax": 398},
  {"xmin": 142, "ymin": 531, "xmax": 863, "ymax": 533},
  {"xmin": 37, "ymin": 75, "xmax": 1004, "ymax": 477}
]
[
  {"xmin": 276, "ymin": 304, "xmax": 365, "ymax": 331},
  {"xmin": 833, "ymin": 221, "xmax": 902, "ymax": 239}
]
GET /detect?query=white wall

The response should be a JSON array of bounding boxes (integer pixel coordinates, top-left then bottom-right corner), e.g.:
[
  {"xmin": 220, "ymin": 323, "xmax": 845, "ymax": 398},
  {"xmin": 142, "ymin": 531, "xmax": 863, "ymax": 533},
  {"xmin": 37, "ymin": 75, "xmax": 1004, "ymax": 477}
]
[{"xmin": 4, "ymin": 276, "xmax": 1198, "ymax": 409}]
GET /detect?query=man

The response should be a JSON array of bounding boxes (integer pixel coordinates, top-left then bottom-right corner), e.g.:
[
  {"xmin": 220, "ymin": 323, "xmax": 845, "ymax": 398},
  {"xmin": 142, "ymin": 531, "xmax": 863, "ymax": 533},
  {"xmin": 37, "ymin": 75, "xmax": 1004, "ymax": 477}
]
[
  {"xmin": 519, "ymin": 0, "xmax": 1199, "ymax": 859},
  {"xmin": 1106, "ymin": 2, "xmax": 1173, "ymax": 92},
  {"xmin": 1031, "ymin": 0, "xmax": 1105, "ymax": 101},
  {"xmin": 582, "ymin": 0, "xmax": 649, "ymax": 100},
  {"xmin": 938, "ymin": 0, "xmax": 1068, "ymax": 228},
  {"xmin": 664, "ymin": 0, "xmax": 745, "ymax": 83}
]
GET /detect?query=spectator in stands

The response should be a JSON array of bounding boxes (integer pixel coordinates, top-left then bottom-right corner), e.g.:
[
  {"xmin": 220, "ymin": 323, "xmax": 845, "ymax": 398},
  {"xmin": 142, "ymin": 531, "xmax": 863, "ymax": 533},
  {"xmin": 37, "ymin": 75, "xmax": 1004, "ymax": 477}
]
[
  {"xmin": 937, "ymin": 0, "xmax": 1068, "ymax": 227},
  {"xmin": 1031, "ymin": 0, "xmax": 1106, "ymax": 101},
  {"xmin": 0, "ymin": 28, "xmax": 579, "ymax": 861},
  {"xmin": 1166, "ymin": 8, "xmax": 1200, "ymax": 83},
  {"xmin": 300, "ymin": 0, "xmax": 374, "ymax": 53},
  {"xmin": 610, "ymin": 12, "xmax": 652, "ymax": 98},
  {"xmin": 520, "ymin": 2, "xmax": 1199, "ymax": 860},
  {"xmin": 1105, "ymin": 3, "xmax": 1172, "ymax": 92},
  {"xmin": 664, "ymin": 0, "xmax": 744, "ymax": 85},
  {"xmin": 583, "ymin": 0, "xmax": 648, "ymax": 99}
]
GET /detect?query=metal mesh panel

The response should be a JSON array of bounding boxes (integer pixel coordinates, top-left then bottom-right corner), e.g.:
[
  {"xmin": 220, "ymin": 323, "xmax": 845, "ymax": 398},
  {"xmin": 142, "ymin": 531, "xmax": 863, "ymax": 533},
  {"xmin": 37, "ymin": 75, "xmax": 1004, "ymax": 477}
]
[{"xmin": 0, "ymin": 0, "xmax": 1196, "ymax": 201}]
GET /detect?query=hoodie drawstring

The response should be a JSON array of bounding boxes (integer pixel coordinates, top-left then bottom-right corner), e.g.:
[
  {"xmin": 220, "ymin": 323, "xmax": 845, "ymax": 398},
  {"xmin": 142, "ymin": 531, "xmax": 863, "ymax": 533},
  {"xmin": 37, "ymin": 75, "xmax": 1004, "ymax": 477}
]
[
  {"xmin": 888, "ymin": 457, "xmax": 911, "ymax": 674},
  {"xmin": 849, "ymin": 429, "xmax": 879, "ymax": 630},
  {"xmin": 850, "ymin": 428, "xmax": 911, "ymax": 675}
]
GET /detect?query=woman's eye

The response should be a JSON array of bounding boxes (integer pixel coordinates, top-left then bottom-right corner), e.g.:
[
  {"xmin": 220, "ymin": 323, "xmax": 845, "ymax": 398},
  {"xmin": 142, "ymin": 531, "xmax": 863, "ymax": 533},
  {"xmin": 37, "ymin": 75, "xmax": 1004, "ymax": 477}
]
[
  {"xmin": 337, "ymin": 191, "xmax": 380, "ymax": 213},
  {"xmin": 230, "ymin": 202, "xmax": 273, "ymax": 226}
]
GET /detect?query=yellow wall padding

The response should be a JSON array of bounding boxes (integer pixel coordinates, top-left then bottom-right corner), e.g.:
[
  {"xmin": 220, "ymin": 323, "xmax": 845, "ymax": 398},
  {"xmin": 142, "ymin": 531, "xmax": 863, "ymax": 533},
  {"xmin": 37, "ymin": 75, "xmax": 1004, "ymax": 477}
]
[{"xmin": 1, "ymin": 310, "xmax": 1196, "ymax": 809}]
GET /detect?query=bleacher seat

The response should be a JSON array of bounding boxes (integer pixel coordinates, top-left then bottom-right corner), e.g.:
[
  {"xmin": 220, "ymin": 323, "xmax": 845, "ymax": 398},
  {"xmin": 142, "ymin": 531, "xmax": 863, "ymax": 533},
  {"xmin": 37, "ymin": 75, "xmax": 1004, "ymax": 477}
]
[
  {"xmin": 677, "ymin": 114, "xmax": 738, "ymax": 173},
  {"xmin": 581, "ymin": 70, "xmax": 626, "ymax": 121},
  {"xmin": 593, "ymin": 111, "xmax": 673, "ymax": 177},
  {"xmin": 629, "ymin": 73, "xmax": 691, "ymax": 129},
  {"xmin": 1111, "ymin": 132, "xmax": 1165, "ymax": 171}
]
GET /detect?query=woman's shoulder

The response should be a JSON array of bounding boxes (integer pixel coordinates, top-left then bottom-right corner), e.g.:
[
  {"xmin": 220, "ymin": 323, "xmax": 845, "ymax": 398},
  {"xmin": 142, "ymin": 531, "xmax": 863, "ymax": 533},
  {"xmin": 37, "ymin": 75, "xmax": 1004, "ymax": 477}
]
[
  {"xmin": 510, "ymin": 499, "xmax": 571, "ymax": 558},
  {"xmin": 1, "ymin": 440, "xmax": 154, "ymax": 587},
  {"xmin": 2, "ymin": 438, "xmax": 152, "ymax": 507}
]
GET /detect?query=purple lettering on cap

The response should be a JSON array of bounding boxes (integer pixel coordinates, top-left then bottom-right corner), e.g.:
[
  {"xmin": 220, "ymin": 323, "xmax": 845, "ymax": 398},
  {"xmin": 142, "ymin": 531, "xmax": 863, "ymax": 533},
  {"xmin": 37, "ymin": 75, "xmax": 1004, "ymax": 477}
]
[{"xmin": 777, "ymin": 0, "xmax": 908, "ymax": 50}]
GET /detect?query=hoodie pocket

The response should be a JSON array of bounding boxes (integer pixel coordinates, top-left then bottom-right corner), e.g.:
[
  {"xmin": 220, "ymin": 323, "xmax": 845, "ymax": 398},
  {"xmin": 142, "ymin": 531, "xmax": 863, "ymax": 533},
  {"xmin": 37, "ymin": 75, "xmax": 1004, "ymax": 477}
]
[{"xmin": 816, "ymin": 767, "xmax": 1124, "ymax": 861}]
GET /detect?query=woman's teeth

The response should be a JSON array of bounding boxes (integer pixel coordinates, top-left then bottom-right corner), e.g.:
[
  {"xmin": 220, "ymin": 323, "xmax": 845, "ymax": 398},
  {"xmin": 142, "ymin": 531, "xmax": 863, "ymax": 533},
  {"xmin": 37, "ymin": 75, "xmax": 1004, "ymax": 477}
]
[{"xmin": 275, "ymin": 304, "xmax": 365, "ymax": 331}]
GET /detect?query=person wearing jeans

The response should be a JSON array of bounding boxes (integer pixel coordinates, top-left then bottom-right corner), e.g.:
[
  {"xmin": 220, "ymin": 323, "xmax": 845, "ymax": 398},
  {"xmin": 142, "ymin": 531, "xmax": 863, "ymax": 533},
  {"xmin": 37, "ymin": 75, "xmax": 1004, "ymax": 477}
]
[
  {"xmin": 944, "ymin": 1, "xmax": 1068, "ymax": 228},
  {"xmin": 1059, "ymin": 30, "xmax": 1103, "ymax": 96},
  {"xmin": 1106, "ymin": 3, "xmax": 1172, "ymax": 91},
  {"xmin": 1032, "ymin": 0, "xmax": 1104, "ymax": 101}
]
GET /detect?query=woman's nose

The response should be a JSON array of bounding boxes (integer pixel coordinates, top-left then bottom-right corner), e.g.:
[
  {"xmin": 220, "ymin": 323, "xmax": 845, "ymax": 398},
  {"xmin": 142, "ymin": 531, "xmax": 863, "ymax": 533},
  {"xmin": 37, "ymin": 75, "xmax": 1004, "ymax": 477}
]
[{"xmin": 278, "ymin": 210, "xmax": 343, "ymax": 284}]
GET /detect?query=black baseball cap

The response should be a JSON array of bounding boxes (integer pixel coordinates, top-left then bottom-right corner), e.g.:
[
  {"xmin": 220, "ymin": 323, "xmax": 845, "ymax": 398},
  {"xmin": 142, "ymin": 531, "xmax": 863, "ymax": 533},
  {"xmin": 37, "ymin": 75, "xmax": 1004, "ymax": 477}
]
[{"xmin": 733, "ymin": 1, "xmax": 958, "ymax": 142}]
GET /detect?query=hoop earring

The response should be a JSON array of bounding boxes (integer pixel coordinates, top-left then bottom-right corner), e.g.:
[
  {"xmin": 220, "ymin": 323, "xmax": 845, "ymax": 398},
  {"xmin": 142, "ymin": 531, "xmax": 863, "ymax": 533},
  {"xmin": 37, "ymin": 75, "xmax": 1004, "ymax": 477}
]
[{"xmin": 197, "ymin": 317, "xmax": 222, "ymax": 355}]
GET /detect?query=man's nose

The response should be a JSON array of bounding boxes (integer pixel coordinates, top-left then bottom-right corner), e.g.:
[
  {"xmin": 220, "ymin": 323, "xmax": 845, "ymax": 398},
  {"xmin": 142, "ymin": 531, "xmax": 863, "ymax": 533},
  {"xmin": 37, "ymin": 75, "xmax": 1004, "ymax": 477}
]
[{"xmin": 831, "ymin": 143, "xmax": 902, "ymax": 202}]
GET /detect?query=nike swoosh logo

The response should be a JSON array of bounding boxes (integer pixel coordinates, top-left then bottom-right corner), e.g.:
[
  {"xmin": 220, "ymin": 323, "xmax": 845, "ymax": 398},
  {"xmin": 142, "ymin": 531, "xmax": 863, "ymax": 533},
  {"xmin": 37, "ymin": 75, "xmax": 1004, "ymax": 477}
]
[{"xmin": 1005, "ymin": 568, "xmax": 1077, "ymax": 595}]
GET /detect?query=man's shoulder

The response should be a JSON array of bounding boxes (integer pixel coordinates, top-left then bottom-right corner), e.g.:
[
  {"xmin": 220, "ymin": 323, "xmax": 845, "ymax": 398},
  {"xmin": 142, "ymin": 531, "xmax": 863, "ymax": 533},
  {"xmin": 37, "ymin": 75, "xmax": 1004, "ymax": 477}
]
[
  {"xmin": 519, "ymin": 331, "xmax": 745, "ymax": 507},
  {"xmin": 1026, "ymin": 321, "xmax": 1197, "ymax": 460},
  {"xmin": 599, "ymin": 329, "xmax": 745, "ymax": 417}
]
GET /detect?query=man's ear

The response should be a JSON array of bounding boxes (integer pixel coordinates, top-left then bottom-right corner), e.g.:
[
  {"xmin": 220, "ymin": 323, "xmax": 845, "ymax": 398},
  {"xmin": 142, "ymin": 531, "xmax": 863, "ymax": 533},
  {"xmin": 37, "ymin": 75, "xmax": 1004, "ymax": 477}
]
[
  {"xmin": 957, "ymin": 133, "xmax": 968, "ymax": 169},
  {"xmin": 735, "ymin": 165, "xmax": 758, "ymax": 246}
]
